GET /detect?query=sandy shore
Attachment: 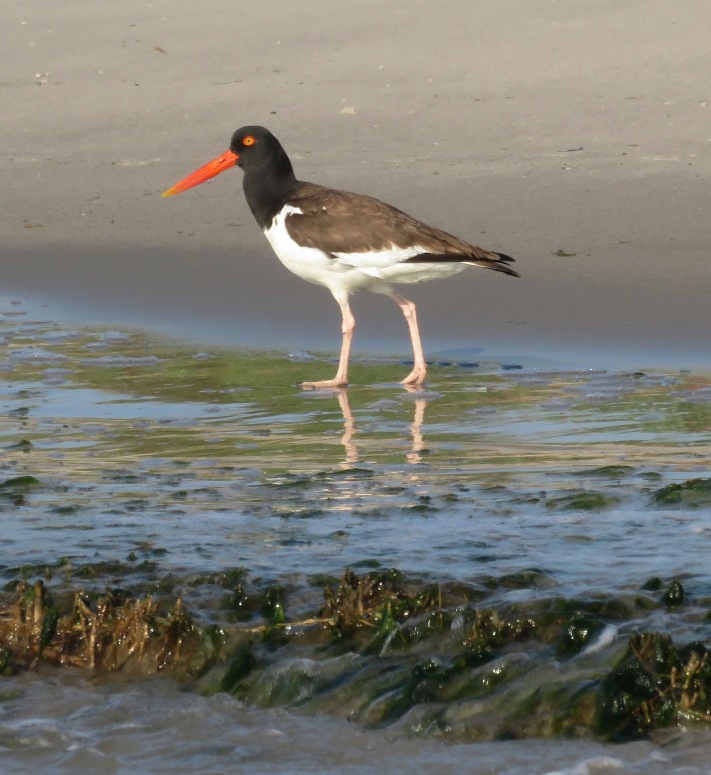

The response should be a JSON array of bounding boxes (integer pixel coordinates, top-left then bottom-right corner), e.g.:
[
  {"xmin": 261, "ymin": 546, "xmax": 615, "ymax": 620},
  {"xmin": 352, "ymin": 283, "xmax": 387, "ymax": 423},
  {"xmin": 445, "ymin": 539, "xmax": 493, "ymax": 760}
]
[{"xmin": 3, "ymin": 0, "xmax": 710, "ymax": 367}]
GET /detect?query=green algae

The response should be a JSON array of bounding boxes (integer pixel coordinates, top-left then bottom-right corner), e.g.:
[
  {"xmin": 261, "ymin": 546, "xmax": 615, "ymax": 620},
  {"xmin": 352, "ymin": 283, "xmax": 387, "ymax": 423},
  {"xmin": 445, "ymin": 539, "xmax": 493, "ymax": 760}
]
[
  {"xmin": 0, "ymin": 476, "xmax": 42, "ymax": 505},
  {"xmin": 1, "ymin": 567, "xmax": 711, "ymax": 742},
  {"xmin": 219, "ymin": 643, "xmax": 257, "ymax": 693},
  {"xmin": 584, "ymin": 465, "xmax": 635, "ymax": 478},
  {"xmin": 652, "ymin": 478, "xmax": 711, "ymax": 507},
  {"xmin": 0, "ymin": 579, "xmax": 215, "ymax": 677},
  {"xmin": 3, "ymin": 321, "xmax": 710, "ymax": 478},
  {"xmin": 661, "ymin": 579, "xmax": 686, "ymax": 608},
  {"xmin": 596, "ymin": 633, "xmax": 711, "ymax": 739},
  {"xmin": 545, "ymin": 491, "xmax": 619, "ymax": 510},
  {"xmin": 556, "ymin": 612, "xmax": 605, "ymax": 657},
  {"xmin": 496, "ymin": 570, "xmax": 557, "ymax": 590}
]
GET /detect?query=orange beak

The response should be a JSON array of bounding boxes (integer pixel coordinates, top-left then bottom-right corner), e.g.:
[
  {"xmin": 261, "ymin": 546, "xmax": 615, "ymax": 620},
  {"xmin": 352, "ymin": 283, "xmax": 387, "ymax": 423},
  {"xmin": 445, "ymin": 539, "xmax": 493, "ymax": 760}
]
[{"xmin": 162, "ymin": 150, "xmax": 239, "ymax": 197}]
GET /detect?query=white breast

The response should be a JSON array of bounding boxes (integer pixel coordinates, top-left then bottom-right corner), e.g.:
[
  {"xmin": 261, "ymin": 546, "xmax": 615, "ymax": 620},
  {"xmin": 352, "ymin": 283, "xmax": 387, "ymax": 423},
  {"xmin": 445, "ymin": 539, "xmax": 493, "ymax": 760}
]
[
  {"xmin": 264, "ymin": 206, "xmax": 386, "ymax": 296},
  {"xmin": 263, "ymin": 206, "xmax": 337, "ymax": 285}
]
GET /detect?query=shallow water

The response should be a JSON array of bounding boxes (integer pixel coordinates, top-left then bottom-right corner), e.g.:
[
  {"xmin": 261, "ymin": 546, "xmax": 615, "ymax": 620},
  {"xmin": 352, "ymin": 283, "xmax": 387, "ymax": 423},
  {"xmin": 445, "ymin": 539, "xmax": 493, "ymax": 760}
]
[
  {"xmin": 3, "ymin": 669, "xmax": 711, "ymax": 775},
  {"xmin": 2, "ymin": 305, "xmax": 711, "ymax": 772}
]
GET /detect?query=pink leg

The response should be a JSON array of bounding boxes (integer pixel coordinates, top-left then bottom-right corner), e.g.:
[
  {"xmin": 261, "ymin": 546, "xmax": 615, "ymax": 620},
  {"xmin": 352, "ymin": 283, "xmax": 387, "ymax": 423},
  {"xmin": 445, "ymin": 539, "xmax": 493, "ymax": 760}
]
[
  {"xmin": 390, "ymin": 292, "xmax": 427, "ymax": 385},
  {"xmin": 301, "ymin": 296, "xmax": 354, "ymax": 389}
]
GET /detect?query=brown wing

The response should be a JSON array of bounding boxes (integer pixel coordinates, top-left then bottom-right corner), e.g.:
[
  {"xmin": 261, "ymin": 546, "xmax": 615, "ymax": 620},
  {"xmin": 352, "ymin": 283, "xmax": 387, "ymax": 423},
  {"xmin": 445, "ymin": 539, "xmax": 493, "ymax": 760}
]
[{"xmin": 285, "ymin": 183, "xmax": 519, "ymax": 276}]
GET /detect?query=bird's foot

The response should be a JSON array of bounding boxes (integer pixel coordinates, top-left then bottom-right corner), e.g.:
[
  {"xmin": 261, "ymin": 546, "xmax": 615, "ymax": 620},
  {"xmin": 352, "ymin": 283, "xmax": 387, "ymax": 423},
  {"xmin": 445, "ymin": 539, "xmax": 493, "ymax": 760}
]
[
  {"xmin": 301, "ymin": 376, "xmax": 349, "ymax": 390},
  {"xmin": 400, "ymin": 367, "xmax": 426, "ymax": 386}
]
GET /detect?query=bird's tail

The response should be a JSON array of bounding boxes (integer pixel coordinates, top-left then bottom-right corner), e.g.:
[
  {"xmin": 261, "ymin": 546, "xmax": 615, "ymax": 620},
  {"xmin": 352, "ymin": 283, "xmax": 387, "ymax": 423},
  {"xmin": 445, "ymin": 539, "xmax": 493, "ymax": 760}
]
[{"xmin": 473, "ymin": 252, "xmax": 520, "ymax": 277}]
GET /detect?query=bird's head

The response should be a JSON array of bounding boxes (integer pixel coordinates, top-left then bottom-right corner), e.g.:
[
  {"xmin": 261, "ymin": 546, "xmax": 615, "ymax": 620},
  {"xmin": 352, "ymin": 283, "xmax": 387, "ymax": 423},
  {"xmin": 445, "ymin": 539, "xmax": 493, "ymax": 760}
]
[{"xmin": 162, "ymin": 125, "xmax": 282, "ymax": 197}]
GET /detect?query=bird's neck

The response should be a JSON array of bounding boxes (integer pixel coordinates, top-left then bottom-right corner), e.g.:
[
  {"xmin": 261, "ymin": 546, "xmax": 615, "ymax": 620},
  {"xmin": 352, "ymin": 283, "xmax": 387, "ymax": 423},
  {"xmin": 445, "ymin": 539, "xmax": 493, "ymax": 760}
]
[{"xmin": 242, "ymin": 150, "xmax": 300, "ymax": 230}]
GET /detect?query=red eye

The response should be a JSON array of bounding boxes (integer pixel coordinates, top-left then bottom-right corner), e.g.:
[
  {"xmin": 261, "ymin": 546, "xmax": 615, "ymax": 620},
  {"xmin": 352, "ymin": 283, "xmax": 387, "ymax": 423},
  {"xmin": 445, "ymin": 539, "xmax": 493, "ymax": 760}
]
[{"xmin": 242, "ymin": 135, "xmax": 256, "ymax": 147}]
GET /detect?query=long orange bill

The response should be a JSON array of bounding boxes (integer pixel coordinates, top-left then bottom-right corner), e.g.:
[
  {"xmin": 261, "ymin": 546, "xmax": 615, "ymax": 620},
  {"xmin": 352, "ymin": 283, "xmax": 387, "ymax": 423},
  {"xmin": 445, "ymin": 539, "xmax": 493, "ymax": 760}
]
[{"xmin": 162, "ymin": 150, "xmax": 239, "ymax": 197}]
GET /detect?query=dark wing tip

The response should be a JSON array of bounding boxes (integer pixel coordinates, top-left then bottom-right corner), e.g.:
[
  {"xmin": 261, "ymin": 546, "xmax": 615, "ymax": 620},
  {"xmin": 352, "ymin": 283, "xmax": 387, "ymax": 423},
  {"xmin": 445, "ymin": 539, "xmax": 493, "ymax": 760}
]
[
  {"xmin": 491, "ymin": 252, "xmax": 520, "ymax": 277},
  {"xmin": 404, "ymin": 249, "xmax": 520, "ymax": 276}
]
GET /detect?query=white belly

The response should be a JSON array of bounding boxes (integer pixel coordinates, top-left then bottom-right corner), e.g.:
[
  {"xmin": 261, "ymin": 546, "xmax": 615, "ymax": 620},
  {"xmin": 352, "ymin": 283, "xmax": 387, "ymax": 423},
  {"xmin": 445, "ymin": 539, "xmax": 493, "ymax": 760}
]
[{"xmin": 264, "ymin": 206, "xmax": 378, "ymax": 296}]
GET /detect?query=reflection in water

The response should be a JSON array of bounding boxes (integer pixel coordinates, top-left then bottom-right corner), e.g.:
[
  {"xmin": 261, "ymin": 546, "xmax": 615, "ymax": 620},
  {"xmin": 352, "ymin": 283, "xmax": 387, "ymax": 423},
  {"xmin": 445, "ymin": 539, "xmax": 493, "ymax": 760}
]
[
  {"xmin": 403, "ymin": 386, "xmax": 427, "ymax": 465},
  {"xmin": 334, "ymin": 388, "xmax": 358, "ymax": 466},
  {"xmin": 331, "ymin": 387, "xmax": 428, "ymax": 467}
]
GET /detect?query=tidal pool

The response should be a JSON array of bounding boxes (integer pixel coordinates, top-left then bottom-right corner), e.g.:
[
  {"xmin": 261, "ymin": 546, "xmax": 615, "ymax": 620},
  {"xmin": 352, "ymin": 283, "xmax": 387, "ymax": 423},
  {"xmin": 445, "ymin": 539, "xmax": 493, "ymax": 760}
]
[{"xmin": 1, "ymin": 314, "xmax": 711, "ymax": 773}]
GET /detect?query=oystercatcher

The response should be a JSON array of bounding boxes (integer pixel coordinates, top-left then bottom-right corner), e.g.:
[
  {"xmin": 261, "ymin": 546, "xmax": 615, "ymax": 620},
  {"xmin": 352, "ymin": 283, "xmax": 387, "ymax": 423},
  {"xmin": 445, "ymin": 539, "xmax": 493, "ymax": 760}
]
[{"xmin": 163, "ymin": 126, "xmax": 518, "ymax": 388}]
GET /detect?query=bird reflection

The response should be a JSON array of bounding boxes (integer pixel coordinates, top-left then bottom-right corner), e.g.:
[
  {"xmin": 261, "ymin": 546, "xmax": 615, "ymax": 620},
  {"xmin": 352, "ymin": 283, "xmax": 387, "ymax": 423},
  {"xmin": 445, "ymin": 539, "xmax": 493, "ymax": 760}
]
[
  {"xmin": 402, "ymin": 387, "xmax": 427, "ymax": 465},
  {"xmin": 329, "ymin": 387, "xmax": 428, "ymax": 467},
  {"xmin": 334, "ymin": 389, "xmax": 359, "ymax": 466}
]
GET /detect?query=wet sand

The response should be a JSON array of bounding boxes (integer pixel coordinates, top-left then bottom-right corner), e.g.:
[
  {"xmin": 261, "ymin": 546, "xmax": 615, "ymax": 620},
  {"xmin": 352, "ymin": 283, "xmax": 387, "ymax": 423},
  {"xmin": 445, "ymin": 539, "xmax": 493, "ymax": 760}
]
[{"xmin": 3, "ymin": 0, "xmax": 711, "ymax": 368}]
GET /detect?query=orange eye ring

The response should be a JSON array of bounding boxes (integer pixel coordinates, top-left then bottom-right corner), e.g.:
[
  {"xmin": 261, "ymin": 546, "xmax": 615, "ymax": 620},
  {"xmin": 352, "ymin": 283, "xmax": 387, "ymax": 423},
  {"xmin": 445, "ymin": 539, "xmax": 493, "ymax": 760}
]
[{"xmin": 242, "ymin": 135, "xmax": 256, "ymax": 147}]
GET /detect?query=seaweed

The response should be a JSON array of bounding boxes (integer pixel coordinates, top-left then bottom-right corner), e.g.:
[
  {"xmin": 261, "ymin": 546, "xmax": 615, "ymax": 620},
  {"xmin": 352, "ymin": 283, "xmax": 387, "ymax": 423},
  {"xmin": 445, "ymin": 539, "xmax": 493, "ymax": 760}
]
[
  {"xmin": 597, "ymin": 633, "xmax": 711, "ymax": 739},
  {"xmin": 0, "ymin": 580, "xmax": 213, "ymax": 677},
  {"xmin": 652, "ymin": 478, "xmax": 711, "ymax": 508},
  {"xmin": 319, "ymin": 568, "xmax": 439, "ymax": 649},
  {"xmin": 1, "ymin": 568, "xmax": 710, "ymax": 742}
]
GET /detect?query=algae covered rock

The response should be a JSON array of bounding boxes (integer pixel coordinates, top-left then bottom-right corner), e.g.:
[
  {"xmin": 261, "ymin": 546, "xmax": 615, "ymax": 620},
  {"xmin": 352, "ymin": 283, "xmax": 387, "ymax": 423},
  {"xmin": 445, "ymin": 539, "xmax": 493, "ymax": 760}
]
[
  {"xmin": 652, "ymin": 478, "xmax": 711, "ymax": 507},
  {"xmin": 3, "ymin": 567, "xmax": 711, "ymax": 745},
  {"xmin": 545, "ymin": 491, "xmax": 619, "ymax": 510},
  {"xmin": 596, "ymin": 633, "xmax": 711, "ymax": 739}
]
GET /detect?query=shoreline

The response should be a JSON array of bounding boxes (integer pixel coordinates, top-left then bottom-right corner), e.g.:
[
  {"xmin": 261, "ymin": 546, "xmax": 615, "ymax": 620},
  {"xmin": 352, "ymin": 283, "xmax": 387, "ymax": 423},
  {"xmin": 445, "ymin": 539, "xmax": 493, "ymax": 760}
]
[
  {"xmin": 3, "ymin": 290, "xmax": 709, "ymax": 376},
  {"xmin": 4, "ymin": 0, "xmax": 711, "ymax": 379}
]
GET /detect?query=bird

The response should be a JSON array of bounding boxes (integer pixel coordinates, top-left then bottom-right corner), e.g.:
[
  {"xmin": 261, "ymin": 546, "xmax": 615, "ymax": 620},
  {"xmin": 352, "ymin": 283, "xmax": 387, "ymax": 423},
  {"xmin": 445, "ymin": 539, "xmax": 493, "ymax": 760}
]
[{"xmin": 163, "ymin": 126, "xmax": 518, "ymax": 388}]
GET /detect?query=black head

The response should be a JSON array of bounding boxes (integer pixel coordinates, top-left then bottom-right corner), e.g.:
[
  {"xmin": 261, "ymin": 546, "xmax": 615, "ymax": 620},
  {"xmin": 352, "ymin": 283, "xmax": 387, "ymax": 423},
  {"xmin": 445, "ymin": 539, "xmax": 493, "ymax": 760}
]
[
  {"xmin": 229, "ymin": 126, "xmax": 293, "ymax": 177},
  {"xmin": 230, "ymin": 126, "xmax": 299, "ymax": 228},
  {"xmin": 163, "ymin": 125, "xmax": 296, "ymax": 199}
]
